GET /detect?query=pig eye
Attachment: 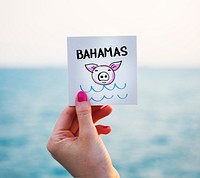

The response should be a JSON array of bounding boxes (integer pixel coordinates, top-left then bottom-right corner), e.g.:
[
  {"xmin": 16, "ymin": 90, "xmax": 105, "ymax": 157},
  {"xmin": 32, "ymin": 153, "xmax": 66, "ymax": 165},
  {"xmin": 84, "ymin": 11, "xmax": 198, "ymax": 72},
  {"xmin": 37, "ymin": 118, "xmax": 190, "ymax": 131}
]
[
  {"xmin": 94, "ymin": 69, "xmax": 98, "ymax": 72},
  {"xmin": 108, "ymin": 69, "xmax": 111, "ymax": 71}
]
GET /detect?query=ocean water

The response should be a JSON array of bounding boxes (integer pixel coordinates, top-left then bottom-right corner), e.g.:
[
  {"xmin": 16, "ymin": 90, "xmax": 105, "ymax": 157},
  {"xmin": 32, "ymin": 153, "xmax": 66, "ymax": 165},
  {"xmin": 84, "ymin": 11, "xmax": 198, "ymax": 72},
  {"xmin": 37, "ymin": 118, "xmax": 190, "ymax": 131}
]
[{"xmin": 0, "ymin": 68, "xmax": 200, "ymax": 178}]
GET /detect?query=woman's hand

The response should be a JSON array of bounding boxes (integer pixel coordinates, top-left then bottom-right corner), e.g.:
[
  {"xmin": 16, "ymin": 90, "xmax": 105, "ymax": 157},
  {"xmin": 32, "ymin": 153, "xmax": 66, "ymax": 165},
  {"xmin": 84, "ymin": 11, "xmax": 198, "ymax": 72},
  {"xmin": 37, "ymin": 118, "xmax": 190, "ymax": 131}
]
[{"xmin": 47, "ymin": 91, "xmax": 120, "ymax": 178}]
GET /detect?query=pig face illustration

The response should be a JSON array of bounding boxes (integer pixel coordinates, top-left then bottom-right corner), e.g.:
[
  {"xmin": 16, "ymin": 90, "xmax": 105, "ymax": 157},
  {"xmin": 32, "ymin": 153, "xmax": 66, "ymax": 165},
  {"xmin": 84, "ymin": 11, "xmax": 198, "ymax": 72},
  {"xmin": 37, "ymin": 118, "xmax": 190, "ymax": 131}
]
[{"xmin": 85, "ymin": 61, "xmax": 122, "ymax": 85}]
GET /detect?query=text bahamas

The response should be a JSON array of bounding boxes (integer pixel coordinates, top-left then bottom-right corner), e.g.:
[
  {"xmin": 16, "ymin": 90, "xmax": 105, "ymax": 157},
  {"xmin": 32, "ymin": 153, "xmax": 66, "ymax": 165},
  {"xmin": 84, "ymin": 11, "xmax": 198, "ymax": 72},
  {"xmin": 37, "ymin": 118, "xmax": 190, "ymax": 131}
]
[{"xmin": 76, "ymin": 46, "xmax": 128, "ymax": 59}]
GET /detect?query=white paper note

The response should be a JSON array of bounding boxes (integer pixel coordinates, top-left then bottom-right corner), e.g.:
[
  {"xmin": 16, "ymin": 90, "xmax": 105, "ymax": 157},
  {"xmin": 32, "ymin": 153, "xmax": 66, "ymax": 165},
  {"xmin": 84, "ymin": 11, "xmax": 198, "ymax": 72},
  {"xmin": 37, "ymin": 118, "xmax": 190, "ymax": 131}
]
[{"xmin": 67, "ymin": 36, "xmax": 137, "ymax": 105}]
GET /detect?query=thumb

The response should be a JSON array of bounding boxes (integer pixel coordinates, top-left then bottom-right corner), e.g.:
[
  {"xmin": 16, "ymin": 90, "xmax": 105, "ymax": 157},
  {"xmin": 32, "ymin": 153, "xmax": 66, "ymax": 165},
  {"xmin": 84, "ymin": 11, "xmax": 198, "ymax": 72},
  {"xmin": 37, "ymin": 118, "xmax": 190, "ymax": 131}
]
[{"xmin": 75, "ymin": 91, "xmax": 97, "ymax": 138}]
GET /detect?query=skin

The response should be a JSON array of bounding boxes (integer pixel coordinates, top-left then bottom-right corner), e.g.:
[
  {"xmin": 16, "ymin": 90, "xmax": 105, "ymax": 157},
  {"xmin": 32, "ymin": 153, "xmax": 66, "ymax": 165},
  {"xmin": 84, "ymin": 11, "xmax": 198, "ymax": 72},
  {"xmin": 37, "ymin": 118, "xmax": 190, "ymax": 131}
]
[{"xmin": 47, "ymin": 92, "xmax": 120, "ymax": 178}]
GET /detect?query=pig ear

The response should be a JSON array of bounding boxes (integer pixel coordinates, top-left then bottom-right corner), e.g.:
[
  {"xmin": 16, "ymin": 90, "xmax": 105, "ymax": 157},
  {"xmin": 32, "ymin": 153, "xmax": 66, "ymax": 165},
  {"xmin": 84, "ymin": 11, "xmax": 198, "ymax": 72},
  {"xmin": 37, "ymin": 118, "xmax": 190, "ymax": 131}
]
[
  {"xmin": 109, "ymin": 61, "xmax": 122, "ymax": 71},
  {"xmin": 85, "ymin": 63, "xmax": 98, "ymax": 73}
]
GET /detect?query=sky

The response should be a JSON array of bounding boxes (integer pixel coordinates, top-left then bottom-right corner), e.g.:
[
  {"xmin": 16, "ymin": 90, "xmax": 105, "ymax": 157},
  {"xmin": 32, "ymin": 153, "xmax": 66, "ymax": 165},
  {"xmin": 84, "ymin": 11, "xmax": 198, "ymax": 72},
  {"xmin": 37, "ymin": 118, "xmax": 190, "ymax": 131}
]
[{"xmin": 0, "ymin": 0, "xmax": 200, "ymax": 68}]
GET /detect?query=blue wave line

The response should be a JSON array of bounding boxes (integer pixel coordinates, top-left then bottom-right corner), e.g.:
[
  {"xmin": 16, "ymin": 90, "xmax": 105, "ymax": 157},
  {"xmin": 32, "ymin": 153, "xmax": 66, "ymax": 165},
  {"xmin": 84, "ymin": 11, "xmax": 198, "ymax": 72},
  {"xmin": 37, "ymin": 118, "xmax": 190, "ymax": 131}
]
[
  {"xmin": 117, "ymin": 94, "xmax": 128, "ymax": 99},
  {"xmin": 90, "ymin": 95, "xmax": 114, "ymax": 102},
  {"xmin": 80, "ymin": 83, "xmax": 127, "ymax": 93},
  {"xmin": 80, "ymin": 85, "xmax": 104, "ymax": 93},
  {"xmin": 104, "ymin": 84, "xmax": 115, "ymax": 91},
  {"xmin": 114, "ymin": 83, "xmax": 127, "ymax": 90}
]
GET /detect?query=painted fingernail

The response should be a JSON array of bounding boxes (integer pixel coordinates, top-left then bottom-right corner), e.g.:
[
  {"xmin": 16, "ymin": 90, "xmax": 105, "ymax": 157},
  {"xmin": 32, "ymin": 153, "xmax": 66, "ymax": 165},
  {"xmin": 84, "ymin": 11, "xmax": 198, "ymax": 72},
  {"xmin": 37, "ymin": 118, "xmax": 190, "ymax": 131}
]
[
  {"xmin": 102, "ymin": 126, "xmax": 110, "ymax": 129},
  {"xmin": 77, "ymin": 91, "xmax": 88, "ymax": 102}
]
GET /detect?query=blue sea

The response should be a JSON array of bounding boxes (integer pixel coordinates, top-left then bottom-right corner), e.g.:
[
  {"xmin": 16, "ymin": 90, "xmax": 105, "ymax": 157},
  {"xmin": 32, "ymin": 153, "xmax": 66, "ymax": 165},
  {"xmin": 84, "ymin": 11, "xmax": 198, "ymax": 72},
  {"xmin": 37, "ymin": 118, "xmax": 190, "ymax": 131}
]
[{"xmin": 0, "ymin": 68, "xmax": 200, "ymax": 178}]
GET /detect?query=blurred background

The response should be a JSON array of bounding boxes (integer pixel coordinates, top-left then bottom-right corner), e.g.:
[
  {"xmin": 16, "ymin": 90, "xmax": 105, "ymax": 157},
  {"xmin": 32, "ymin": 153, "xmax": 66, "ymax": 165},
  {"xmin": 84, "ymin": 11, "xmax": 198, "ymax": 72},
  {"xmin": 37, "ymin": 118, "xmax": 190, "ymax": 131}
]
[{"xmin": 0, "ymin": 0, "xmax": 200, "ymax": 177}]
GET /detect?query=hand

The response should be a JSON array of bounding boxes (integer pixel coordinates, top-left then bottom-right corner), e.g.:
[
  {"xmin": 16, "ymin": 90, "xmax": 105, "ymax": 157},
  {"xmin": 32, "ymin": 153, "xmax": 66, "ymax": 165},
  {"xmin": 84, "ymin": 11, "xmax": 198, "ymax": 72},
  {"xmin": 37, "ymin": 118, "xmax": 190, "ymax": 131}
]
[{"xmin": 47, "ymin": 91, "xmax": 120, "ymax": 178}]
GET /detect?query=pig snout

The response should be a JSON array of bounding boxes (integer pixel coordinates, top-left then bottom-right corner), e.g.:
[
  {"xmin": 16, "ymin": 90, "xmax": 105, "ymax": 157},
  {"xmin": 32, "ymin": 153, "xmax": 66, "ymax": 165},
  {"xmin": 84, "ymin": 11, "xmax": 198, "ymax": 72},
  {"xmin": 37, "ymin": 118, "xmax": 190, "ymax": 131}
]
[
  {"xmin": 92, "ymin": 66, "xmax": 114, "ymax": 85},
  {"xmin": 98, "ymin": 72, "xmax": 110, "ymax": 82}
]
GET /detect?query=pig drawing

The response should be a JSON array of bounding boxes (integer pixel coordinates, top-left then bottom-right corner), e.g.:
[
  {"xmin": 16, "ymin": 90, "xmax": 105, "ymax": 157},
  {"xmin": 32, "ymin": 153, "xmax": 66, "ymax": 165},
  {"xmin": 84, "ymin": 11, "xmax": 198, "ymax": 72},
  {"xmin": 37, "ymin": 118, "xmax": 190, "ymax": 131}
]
[{"xmin": 85, "ymin": 61, "xmax": 122, "ymax": 85}]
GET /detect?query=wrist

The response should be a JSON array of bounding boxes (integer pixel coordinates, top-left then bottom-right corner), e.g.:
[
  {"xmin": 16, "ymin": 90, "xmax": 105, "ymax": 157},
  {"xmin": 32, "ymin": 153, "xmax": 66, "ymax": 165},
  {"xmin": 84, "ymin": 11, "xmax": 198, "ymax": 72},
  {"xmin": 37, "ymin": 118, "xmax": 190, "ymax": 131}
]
[
  {"xmin": 77, "ymin": 166, "xmax": 119, "ymax": 178},
  {"xmin": 94, "ymin": 166, "xmax": 120, "ymax": 178},
  {"xmin": 111, "ymin": 167, "xmax": 120, "ymax": 178}
]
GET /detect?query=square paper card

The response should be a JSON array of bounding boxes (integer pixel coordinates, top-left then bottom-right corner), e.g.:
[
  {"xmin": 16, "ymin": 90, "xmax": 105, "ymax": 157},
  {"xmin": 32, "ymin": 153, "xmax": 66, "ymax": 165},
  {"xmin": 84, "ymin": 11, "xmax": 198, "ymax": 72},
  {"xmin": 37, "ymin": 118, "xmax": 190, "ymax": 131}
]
[{"xmin": 67, "ymin": 36, "xmax": 137, "ymax": 105}]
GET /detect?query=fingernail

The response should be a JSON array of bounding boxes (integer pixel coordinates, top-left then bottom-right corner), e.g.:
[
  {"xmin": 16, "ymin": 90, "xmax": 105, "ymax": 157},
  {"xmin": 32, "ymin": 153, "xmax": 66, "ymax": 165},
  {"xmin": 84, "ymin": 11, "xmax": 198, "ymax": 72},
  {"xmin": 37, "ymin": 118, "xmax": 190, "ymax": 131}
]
[
  {"xmin": 77, "ymin": 91, "xmax": 88, "ymax": 102},
  {"xmin": 102, "ymin": 126, "xmax": 110, "ymax": 129}
]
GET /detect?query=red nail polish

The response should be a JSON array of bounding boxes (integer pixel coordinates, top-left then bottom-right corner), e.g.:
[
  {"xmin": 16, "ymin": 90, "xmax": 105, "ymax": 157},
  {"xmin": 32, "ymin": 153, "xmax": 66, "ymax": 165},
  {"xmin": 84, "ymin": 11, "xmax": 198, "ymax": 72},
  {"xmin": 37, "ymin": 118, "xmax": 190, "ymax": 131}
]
[
  {"xmin": 77, "ymin": 91, "xmax": 87, "ymax": 102},
  {"xmin": 102, "ymin": 126, "xmax": 110, "ymax": 129}
]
